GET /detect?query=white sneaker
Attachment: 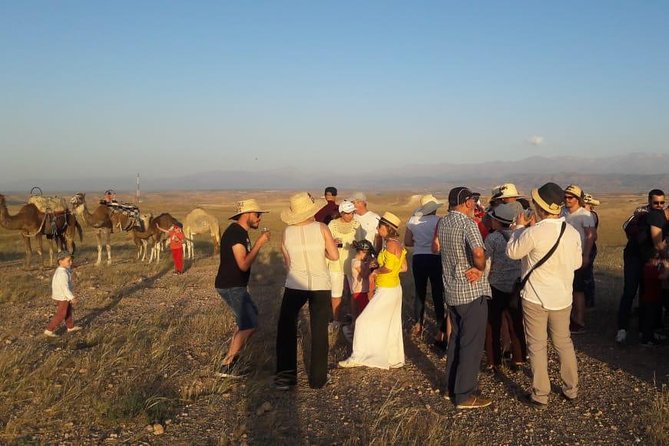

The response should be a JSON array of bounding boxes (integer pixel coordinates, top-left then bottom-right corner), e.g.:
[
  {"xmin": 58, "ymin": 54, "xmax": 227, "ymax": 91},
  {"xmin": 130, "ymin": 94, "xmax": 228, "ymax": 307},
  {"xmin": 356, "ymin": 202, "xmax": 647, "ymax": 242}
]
[
  {"xmin": 67, "ymin": 326, "xmax": 83, "ymax": 333},
  {"xmin": 44, "ymin": 330, "xmax": 58, "ymax": 337},
  {"xmin": 615, "ymin": 329, "xmax": 627, "ymax": 343},
  {"xmin": 338, "ymin": 358, "xmax": 362, "ymax": 368}
]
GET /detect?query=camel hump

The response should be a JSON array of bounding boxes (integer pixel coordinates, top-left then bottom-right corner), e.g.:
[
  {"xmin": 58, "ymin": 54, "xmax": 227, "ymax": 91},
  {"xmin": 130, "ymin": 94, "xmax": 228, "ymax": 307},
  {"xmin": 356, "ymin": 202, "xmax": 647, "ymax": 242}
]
[
  {"xmin": 185, "ymin": 208, "xmax": 219, "ymax": 232},
  {"xmin": 28, "ymin": 195, "xmax": 68, "ymax": 213}
]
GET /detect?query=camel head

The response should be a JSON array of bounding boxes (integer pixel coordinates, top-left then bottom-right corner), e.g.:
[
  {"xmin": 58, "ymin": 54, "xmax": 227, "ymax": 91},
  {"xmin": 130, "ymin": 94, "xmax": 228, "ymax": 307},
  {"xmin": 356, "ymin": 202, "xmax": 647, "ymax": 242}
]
[
  {"xmin": 140, "ymin": 213, "xmax": 152, "ymax": 231},
  {"xmin": 70, "ymin": 193, "xmax": 86, "ymax": 208}
]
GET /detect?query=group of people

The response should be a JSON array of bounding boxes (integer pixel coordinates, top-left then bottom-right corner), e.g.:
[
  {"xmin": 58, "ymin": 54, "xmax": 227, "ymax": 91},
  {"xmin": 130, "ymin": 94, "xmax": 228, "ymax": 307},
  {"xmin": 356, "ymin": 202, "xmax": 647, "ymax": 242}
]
[
  {"xmin": 44, "ymin": 182, "xmax": 667, "ymax": 410},
  {"xmin": 210, "ymin": 181, "xmax": 654, "ymax": 411}
]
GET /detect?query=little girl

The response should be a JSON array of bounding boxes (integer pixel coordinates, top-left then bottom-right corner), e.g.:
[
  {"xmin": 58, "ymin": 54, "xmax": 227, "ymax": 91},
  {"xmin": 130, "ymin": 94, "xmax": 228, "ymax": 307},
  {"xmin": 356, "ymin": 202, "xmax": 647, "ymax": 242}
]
[
  {"xmin": 157, "ymin": 223, "xmax": 185, "ymax": 274},
  {"xmin": 350, "ymin": 240, "xmax": 374, "ymax": 319}
]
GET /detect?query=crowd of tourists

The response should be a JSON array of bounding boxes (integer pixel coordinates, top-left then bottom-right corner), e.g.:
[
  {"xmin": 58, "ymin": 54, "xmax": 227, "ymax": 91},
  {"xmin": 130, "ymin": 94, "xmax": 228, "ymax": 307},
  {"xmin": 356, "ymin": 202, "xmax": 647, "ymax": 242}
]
[{"xmin": 45, "ymin": 183, "xmax": 667, "ymax": 410}]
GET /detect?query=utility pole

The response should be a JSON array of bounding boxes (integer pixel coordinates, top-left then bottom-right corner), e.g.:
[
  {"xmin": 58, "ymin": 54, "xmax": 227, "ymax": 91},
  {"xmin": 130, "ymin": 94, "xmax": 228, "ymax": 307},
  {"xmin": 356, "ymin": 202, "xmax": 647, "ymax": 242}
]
[{"xmin": 136, "ymin": 173, "xmax": 140, "ymax": 204}]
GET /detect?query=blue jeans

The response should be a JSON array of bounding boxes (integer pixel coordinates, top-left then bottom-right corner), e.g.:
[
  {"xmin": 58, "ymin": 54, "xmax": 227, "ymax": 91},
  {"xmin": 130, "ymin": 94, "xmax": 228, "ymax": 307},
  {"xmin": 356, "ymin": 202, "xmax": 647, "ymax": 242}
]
[{"xmin": 216, "ymin": 287, "xmax": 258, "ymax": 330}]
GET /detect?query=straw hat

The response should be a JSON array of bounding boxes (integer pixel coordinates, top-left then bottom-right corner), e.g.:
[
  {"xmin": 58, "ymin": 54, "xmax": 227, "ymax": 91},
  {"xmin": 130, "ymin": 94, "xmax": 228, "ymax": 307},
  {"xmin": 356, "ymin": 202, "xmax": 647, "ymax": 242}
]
[
  {"xmin": 531, "ymin": 182, "xmax": 564, "ymax": 215},
  {"xmin": 564, "ymin": 184, "xmax": 584, "ymax": 199},
  {"xmin": 230, "ymin": 199, "xmax": 269, "ymax": 219},
  {"xmin": 583, "ymin": 193, "xmax": 600, "ymax": 206},
  {"xmin": 492, "ymin": 183, "xmax": 523, "ymax": 200},
  {"xmin": 378, "ymin": 211, "xmax": 402, "ymax": 229},
  {"xmin": 414, "ymin": 194, "xmax": 444, "ymax": 217},
  {"xmin": 280, "ymin": 192, "xmax": 324, "ymax": 225}
]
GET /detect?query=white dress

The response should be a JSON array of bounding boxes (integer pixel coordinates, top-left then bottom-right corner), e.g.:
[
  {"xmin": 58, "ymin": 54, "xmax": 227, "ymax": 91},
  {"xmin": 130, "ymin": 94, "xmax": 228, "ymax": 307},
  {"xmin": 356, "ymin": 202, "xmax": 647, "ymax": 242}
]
[{"xmin": 346, "ymin": 248, "xmax": 406, "ymax": 369}]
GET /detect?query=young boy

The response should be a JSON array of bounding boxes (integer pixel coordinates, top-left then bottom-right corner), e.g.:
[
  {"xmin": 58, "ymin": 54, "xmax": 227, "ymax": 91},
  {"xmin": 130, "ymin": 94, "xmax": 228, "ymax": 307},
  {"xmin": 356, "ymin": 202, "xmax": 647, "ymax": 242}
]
[{"xmin": 44, "ymin": 251, "xmax": 82, "ymax": 337}]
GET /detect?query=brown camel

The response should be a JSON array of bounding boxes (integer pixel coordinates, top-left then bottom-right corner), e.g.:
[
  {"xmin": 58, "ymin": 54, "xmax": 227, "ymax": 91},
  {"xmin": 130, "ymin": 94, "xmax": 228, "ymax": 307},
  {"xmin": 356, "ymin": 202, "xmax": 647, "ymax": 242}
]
[
  {"xmin": 131, "ymin": 213, "xmax": 180, "ymax": 263},
  {"xmin": 70, "ymin": 193, "xmax": 114, "ymax": 266},
  {"xmin": 183, "ymin": 208, "xmax": 220, "ymax": 259},
  {"xmin": 0, "ymin": 194, "xmax": 80, "ymax": 266}
]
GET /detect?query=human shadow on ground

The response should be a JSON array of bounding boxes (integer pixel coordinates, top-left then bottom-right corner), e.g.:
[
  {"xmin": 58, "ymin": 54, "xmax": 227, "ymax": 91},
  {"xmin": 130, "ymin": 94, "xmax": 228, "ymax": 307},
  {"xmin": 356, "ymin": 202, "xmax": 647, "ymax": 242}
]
[
  {"xmin": 239, "ymin": 250, "xmax": 306, "ymax": 445},
  {"xmin": 569, "ymin": 268, "xmax": 669, "ymax": 386},
  {"xmin": 77, "ymin": 266, "xmax": 171, "ymax": 327}
]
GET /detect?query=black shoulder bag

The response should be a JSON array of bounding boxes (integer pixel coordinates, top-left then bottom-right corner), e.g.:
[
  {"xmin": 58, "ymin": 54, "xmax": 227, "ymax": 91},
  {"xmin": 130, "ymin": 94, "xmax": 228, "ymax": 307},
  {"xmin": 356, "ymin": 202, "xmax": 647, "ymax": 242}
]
[{"xmin": 509, "ymin": 222, "xmax": 567, "ymax": 310}]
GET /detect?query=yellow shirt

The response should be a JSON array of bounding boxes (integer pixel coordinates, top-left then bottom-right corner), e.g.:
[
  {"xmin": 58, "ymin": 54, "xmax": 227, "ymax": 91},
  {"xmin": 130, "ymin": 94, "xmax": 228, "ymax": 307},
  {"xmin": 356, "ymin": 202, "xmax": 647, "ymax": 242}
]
[{"xmin": 375, "ymin": 248, "xmax": 407, "ymax": 288}]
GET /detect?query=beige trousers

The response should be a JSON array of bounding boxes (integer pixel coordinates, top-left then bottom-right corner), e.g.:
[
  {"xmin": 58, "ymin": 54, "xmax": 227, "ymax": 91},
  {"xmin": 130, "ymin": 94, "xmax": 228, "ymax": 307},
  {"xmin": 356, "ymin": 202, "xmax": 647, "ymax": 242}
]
[{"xmin": 523, "ymin": 300, "xmax": 578, "ymax": 404}]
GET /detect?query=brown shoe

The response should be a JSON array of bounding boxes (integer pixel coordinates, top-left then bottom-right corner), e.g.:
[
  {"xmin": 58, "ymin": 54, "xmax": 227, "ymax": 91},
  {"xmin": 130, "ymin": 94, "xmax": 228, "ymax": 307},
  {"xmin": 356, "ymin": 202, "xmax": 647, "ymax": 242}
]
[{"xmin": 456, "ymin": 395, "xmax": 492, "ymax": 409}]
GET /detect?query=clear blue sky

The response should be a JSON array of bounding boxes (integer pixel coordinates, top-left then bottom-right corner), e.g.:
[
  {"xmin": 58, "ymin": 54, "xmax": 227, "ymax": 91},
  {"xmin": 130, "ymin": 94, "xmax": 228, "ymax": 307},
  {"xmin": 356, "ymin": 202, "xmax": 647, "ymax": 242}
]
[{"xmin": 1, "ymin": 1, "xmax": 667, "ymax": 181}]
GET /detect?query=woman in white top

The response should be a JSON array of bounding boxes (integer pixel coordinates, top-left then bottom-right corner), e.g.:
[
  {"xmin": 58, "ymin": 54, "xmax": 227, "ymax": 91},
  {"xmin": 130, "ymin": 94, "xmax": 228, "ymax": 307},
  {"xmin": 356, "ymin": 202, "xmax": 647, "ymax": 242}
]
[
  {"xmin": 275, "ymin": 192, "xmax": 339, "ymax": 390},
  {"xmin": 405, "ymin": 194, "xmax": 447, "ymax": 347}
]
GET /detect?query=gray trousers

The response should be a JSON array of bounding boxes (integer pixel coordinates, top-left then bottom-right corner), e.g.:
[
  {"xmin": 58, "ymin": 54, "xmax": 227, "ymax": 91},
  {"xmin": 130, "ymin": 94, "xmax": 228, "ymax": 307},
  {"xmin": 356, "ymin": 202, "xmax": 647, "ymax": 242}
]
[
  {"xmin": 445, "ymin": 296, "xmax": 488, "ymax": 404},
  {"xmin": 523, "ymin": 300, "xmax": 578, "ymax": 404}
]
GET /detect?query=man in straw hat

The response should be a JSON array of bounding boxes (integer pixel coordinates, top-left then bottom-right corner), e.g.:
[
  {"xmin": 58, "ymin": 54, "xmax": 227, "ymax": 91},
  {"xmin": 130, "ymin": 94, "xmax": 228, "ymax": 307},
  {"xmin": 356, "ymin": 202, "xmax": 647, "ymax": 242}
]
[
  {"xmin": 437, "ymin": 186, "xmax": 492, "ymax": 409},
  {"xmin": 214, "ymin": 199, "xmax": 271, "ymax": 378},
  {"xmin": 562, "ymin": 184, "xmax": 597, "ymax": 333},
  {"xmin": 582, "ymin": 192, "xmax": 600, "ymax": 308},
  {"xmin": 507, "ymin": 182, "xmax": 582, "ymax": 408}
]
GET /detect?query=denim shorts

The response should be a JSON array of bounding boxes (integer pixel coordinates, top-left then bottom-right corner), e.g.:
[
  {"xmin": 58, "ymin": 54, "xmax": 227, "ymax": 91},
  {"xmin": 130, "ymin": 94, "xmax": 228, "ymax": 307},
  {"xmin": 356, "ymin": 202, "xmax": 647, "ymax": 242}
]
[{"xmin": 216, "ymin": 287, "xmax": 258, "ymax": 330}]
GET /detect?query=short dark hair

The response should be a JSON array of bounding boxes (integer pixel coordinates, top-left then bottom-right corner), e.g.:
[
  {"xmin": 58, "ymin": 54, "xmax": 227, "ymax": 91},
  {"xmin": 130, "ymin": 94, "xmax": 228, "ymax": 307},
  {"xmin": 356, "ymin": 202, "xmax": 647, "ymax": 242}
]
[
  {"xmin": 648, "ymin": 189, "xmax": 665, "ymax": 199},
  {"xmin": 324, "ymin": 186, "xmax": 337, "ymax": 196}
]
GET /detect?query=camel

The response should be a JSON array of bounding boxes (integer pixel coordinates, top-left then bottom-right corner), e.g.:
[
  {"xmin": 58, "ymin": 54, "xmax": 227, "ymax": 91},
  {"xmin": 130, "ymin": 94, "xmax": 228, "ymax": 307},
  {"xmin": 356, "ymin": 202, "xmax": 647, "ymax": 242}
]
[
  {"xmin": 0, "ymin": 194, "xmax": 80, "ymax": 266},
  {"xmin": 183, "ymin": 208, "xmax": 220, "ymax": 259},
  {"xmin": 70, "ymin": 193, "xmax": 114, "ymax": 266},
  {"xmin": 130, "ymin": 213, "xmax": 180, "ymax": 263}
]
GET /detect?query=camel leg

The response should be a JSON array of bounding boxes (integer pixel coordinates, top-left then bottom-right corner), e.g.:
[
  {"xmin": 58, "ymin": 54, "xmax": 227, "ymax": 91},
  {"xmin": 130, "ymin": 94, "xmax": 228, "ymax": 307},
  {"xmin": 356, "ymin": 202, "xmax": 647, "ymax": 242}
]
[
  {"xmin": 105, "ymin": 230, "xmax": 112, "ymax": 265},
  {"xmin": 36, "ymin": 236, "xmax": 44, "ymax": 266},
  {"xmin": 95, "ymin": 231, "xmax": 103, "ymax": 266},
  {"xmin": 21, "ymin": 234, "xmax": 32, "ymax": 267}
]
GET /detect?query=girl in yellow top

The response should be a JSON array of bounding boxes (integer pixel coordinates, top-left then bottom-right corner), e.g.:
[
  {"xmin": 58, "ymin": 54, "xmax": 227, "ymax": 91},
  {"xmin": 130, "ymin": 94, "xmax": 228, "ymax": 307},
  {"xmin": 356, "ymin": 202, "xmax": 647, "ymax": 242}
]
[{"xmin": 339, "ymin": 212, "xmax": 407, "ymax": 369}]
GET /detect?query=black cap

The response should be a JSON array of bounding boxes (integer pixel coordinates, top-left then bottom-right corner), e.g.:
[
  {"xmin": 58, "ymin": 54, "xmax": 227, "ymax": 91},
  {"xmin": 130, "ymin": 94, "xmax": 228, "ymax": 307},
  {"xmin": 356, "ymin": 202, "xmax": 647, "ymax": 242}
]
[
  {"xmin": 531, "ymin": 182, "xmax": 564, "ymax": 215},
  {"xmin": 324, "ymin": 186, "xmax": 337, "ymax": 196},
  {"xmin": 448, "ymin": 186, "xmax": 474, "ymax": 206}
]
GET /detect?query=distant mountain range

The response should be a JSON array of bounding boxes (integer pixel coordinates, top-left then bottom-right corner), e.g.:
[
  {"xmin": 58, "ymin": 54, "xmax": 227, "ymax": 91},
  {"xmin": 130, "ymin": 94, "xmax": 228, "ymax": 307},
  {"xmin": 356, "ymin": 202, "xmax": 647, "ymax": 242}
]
[{"xmin": 2, "ymin": 153, "xmax": 667, "ymax": 194}]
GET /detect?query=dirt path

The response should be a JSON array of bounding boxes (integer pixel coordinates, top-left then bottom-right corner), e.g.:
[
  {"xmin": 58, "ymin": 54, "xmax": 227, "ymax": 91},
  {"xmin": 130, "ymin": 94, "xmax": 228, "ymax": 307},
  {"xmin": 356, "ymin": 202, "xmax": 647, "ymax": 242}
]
[{"xmin": 0, "ymin": 250, "xmax": 667, "ymax": 445}]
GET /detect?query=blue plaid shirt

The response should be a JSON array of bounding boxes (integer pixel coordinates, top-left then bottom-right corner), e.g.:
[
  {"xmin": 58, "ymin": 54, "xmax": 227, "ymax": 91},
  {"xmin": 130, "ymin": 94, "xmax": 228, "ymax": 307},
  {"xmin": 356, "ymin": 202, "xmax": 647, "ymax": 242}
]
[{"xmin": 438, "ymin": 211, "xmax": 491, "ymax": 306}]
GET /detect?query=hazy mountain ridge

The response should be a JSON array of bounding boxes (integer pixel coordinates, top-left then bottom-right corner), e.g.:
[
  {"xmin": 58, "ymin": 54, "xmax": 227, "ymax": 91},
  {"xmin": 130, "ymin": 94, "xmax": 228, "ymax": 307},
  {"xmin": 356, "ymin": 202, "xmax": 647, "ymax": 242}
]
[{"xmin": 2, "ymin": 153, "xmax": 667, "ymax": 194}]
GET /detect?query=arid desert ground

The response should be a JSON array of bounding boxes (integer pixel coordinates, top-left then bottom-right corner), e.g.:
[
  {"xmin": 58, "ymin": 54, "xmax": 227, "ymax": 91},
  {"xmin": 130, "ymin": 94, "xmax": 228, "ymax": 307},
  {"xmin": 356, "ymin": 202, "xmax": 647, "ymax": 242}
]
[{"xmin": 0, "ymin": 190, "xmax": 668, "ymax": 445}]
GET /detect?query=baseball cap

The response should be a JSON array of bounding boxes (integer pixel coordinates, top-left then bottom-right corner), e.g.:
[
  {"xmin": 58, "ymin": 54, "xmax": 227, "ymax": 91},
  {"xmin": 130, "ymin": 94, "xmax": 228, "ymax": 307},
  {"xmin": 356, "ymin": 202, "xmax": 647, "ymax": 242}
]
[
  {"xmin": 448, "ymin": 187, "xmax": 474, "ymax": 206},
  {"xmin": 338, "ymin": 200, "xmax": 355, "ymax": 214}
]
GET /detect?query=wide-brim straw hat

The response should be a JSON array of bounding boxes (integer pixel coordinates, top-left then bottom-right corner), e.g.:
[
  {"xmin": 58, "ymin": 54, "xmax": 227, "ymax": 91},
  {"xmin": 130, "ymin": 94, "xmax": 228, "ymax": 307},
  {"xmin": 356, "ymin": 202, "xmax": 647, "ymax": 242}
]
[
  {"xmin": 564, "ymin": 184, "xmax": 584, "ymax": 199},
  {"xmin": 280, "ymin": 192, "xmax": 324, "ymax": 225},
  {"xmin": 583, "ymin": 193, "xmax": 600, "ymax": 206},
  {"xmin": 531, "ymin": 182, "xmax": 564, "ymax": 215},
  {"xmin": 414, "ymin": 194, "xmax": 444, "ymax": 217},
  {"xmin": 492, "ymin": 183, "xmax": 523, "ymax": 200},
  {"xmin": 378, "ymin": 211, "xmax": 402, "ymax": 229},
  {"xmin": 230, "ymin": 199, "xmax": 269, "ymax": 219}
]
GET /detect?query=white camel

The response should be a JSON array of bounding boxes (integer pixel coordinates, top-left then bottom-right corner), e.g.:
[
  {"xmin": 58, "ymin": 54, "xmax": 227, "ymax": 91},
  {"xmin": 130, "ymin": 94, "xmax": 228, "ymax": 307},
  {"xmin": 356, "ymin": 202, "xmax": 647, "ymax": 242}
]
[{"xmin": 183, "ymin": 208, "xmax": 220, "ymax": 259}]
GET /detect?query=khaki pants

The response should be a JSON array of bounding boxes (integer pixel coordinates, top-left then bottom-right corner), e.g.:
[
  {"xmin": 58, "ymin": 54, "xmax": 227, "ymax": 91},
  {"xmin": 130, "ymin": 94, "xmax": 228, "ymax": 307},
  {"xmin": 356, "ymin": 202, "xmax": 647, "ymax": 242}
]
[{"xmin": 523, "ymin": 300, "xmax": 578, "ymax": 404}]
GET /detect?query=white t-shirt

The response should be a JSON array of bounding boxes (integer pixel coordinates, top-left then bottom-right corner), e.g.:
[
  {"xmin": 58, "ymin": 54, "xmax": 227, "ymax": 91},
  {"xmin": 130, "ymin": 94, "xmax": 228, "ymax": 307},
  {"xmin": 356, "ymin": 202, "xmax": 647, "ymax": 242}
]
[
  {"xmin": 563, "ymin": 207, "xmax": 595, "ymax": 249},
  {"xmin": 407, "ymin": 214, "xmax": 440, "ymax": 256},
  {"xmin": 354, "ymin": 210, "xmax": 380, "ymax": 244}
]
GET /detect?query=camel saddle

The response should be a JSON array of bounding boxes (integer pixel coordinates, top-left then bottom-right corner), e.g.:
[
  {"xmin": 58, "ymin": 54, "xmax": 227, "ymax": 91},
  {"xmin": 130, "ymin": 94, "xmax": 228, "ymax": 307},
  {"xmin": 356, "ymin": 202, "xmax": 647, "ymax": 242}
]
[
  {"xmin": 28, "ymin": 195, "xmax": 68, "ymax": 214},
  {"xmin": 101, "ymin": 200, "xmax": 142, "ymax": 231}
]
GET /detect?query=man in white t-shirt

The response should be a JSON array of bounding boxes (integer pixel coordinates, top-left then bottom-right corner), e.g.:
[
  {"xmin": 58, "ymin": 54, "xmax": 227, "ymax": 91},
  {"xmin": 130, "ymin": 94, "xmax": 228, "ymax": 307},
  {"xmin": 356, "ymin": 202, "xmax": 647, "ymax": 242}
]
[
  {"xmin": 350, "ymin": 192, "xmax": 381, "ymax": 250},
  {"xmin": 562, "ymin": 184, "xmax": 597, "ymax": 334}
]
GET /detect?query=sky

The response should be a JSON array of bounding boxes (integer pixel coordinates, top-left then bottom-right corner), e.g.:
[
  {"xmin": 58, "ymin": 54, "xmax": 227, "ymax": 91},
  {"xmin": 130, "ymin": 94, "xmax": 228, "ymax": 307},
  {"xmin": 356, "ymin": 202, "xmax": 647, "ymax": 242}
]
[{"xmin": 1, "ymin": 1, "xmax": 667, "ymax": 183}]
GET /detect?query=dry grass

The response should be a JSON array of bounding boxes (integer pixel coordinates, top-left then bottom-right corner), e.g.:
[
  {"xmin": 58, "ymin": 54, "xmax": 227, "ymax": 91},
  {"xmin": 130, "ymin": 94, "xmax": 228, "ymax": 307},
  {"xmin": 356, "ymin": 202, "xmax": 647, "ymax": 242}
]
[
  {"xmin": 0, "ymin": 189, "xmax": 664, "ymax": 443},
  {"xmin": 646, "ymin": 386, "xmax": 669, "ymax": 446}
]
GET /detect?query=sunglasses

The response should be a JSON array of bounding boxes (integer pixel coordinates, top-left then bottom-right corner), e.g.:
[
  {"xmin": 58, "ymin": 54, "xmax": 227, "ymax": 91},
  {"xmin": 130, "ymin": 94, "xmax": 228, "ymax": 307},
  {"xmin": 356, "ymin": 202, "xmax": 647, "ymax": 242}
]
[
  {"xmin": 564, "ymin": 195, "xmax": 578, "ymax": 200},
  {"xmin": 652, "ymin": 201, "xmax": 665, "ymax": 206}
]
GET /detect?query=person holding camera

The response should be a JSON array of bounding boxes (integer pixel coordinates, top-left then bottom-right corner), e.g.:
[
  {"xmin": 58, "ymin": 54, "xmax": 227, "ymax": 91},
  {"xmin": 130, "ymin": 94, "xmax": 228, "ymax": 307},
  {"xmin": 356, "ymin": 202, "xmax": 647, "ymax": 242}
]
[
  {"xmin": 327, "ymin": 200, "xmax": 361, "ymax": 332},
  {"xmin": 506, "ymin": 182, "xmax": 582, "ymax": 408}
]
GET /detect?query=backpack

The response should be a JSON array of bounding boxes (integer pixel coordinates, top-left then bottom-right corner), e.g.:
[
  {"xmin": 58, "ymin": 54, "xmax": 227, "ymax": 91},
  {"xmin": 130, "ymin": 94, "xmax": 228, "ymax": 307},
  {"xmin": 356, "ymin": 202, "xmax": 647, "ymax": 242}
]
[{"xmin": 623, "ymin": 206, "xmax": 649, "ymax": 244}]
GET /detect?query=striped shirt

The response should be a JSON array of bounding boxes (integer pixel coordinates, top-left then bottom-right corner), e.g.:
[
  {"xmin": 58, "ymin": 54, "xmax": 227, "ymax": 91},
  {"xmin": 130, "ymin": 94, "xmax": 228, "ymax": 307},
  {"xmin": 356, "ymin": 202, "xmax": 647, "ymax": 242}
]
[{"xmin": 438, "ymin": 211, "xmax": 491, "ymax": 306}]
